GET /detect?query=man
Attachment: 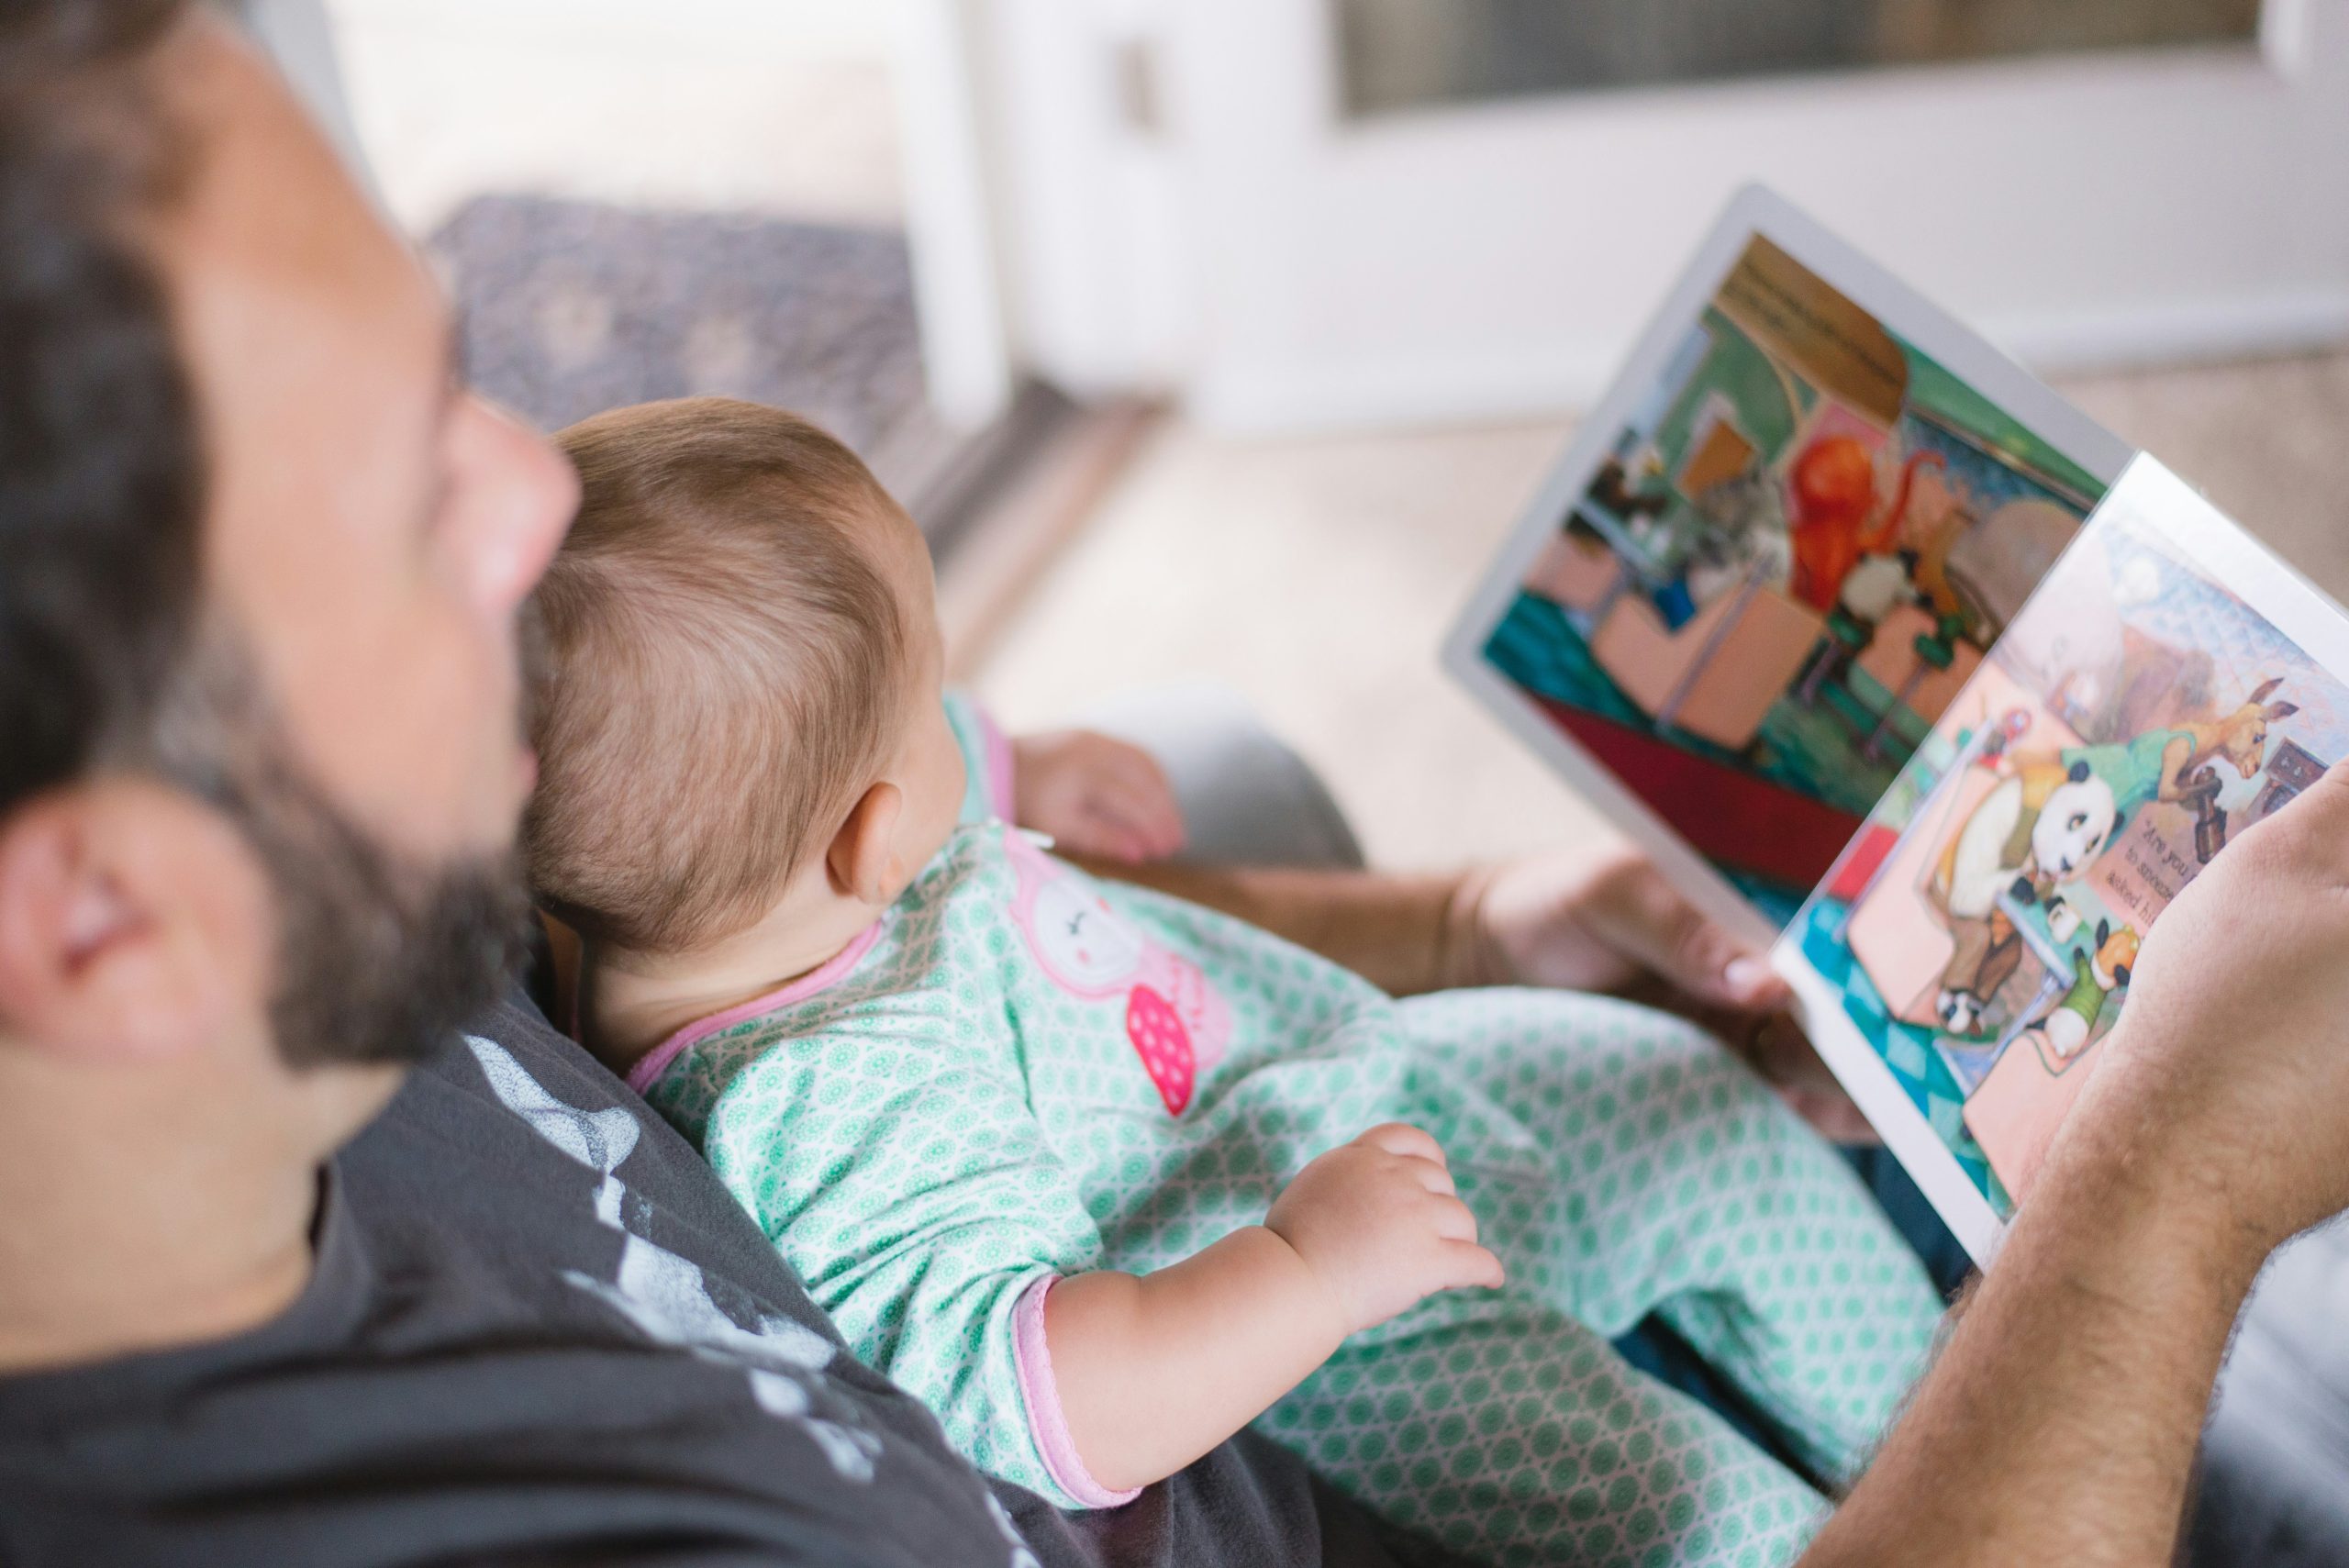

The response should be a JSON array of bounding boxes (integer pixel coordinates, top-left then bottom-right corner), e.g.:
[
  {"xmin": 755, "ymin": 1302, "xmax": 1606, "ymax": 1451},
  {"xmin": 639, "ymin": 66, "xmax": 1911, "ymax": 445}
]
[{"xmin": 0, "ymin": 6, "xmax": 2342, "ymax": 1565}]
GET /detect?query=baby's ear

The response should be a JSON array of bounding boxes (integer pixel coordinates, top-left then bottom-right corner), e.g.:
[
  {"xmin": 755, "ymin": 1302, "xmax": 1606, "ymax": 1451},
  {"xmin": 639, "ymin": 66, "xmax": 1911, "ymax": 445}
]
[{"xmin": 827, "ymin": 782, "xmax": 905, "ymax": 907}]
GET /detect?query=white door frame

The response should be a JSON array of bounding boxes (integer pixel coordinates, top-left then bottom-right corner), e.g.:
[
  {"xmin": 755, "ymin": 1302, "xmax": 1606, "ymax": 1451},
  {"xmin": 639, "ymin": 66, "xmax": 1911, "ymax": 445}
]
[{"xmin": 896, "ymin": 0, "xmax": 1020, "ymax": 426}]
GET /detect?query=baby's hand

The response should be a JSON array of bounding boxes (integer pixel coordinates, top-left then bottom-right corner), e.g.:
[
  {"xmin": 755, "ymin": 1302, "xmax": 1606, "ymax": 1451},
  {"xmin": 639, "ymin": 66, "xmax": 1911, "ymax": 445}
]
[
  {"xmin": 1265, "ymin": 1123, "xmax": 1504, "ymax": 1336},
  {"xmin": 1011, "ymin": 729, "xmax": 1186, "ymax": 864}
]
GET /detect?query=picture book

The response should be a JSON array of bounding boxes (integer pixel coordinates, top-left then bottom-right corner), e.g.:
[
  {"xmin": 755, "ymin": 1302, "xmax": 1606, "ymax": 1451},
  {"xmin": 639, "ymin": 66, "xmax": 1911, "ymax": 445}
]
[{"xmin": 1445, "ymin": 187, "xmax": 2349, "ymax": 1261}]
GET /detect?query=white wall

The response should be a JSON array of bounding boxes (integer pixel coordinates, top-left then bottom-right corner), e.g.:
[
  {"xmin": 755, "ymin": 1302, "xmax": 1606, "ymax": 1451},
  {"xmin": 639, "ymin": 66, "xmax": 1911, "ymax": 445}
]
[{"xmin": 977, "ymin": 0, "xmax": 2349, "ymax": 435}]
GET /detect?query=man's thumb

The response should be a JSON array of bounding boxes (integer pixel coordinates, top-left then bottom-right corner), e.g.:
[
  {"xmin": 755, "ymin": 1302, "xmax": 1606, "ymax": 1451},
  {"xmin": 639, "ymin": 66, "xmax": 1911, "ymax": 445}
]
[{"xmin": 1653, "ymin": 897, "xmax": 1783, "ymax": 1010}]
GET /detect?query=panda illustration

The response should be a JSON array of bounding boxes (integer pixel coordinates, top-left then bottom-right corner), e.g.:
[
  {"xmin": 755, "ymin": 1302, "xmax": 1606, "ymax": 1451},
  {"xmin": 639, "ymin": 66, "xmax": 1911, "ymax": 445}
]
[{"xmin": 1931, "ymin": 759, "xmax": 2120, "ymax": 1035}]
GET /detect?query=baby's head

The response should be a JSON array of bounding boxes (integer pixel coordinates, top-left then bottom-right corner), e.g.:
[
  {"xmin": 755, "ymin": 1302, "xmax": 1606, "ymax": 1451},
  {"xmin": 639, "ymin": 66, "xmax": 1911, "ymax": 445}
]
[{"xmin": 525, "ymin": 397, "xmax": 965, "ymax": 973}]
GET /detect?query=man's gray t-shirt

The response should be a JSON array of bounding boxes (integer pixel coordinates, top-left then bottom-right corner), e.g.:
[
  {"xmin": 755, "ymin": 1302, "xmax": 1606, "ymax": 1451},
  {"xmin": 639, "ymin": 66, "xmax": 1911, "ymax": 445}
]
[{"xmin": 0, "ymin": 993, "xmax": 1458, "ymax": 1568}]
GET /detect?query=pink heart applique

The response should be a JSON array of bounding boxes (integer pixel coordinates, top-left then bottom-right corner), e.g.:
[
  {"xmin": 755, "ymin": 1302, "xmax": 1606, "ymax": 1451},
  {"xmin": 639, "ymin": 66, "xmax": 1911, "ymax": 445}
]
[{"xmin": 1125, "ymin": 984, "xmax": 1195, "ymax": 1117}]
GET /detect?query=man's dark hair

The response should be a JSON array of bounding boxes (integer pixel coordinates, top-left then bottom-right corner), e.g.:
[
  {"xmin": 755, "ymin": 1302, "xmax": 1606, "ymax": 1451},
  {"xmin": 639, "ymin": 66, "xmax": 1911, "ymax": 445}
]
[
  {"xmin": 0, "ymin": 0, "xmax": 199, "ymax": 813},
  {"xmin": 0, "ymin": 1, "xmax": 534, "ymax": 1066}
]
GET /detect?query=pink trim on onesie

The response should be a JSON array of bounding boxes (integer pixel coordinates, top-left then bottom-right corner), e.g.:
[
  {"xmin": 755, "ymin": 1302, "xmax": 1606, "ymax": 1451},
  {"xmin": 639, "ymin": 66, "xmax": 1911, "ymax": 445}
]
[
  {"xmin": 625, "ymin": 923, "xmax": 885, "ymax": 1094},
  {"xmin": 1011, "ymin": 1273, "xmax": 1141, "ymax": 1507},
  {"xmin": 976, "ymin": 703, "xmax": 1017, "ymax": 820}
]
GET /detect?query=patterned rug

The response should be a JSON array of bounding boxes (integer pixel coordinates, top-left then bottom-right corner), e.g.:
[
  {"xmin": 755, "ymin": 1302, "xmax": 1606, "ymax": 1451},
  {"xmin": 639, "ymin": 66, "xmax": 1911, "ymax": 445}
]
[{"xmin": 429, "ymin": 194, "xmax": 947, "ymax": 501}]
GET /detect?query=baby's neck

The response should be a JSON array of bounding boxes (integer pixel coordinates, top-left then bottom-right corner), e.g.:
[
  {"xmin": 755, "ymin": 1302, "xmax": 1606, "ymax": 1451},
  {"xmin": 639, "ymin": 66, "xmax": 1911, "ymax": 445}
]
[{"xmin": 579, "ymin": 901, "xmax": 879, "ymax": 1073}]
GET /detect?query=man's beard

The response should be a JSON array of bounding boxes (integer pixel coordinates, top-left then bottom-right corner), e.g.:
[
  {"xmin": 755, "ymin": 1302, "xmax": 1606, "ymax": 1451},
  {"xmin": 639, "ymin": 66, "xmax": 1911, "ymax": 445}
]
[
  {"xmin": 239, "ymin": 760, "xmax": 532, "ymax": 1069},
  {"xmin": 150, "ymin": 635, "xmax": 533, "ymax": 1069}
]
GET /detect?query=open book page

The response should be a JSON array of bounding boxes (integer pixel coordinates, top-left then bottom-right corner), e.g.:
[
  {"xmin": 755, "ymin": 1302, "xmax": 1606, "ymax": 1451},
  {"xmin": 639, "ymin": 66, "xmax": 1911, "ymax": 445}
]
[
  {"xmin": 1778, "ymin": 455, "xmax": 2349, "ymax": 1261},
  {"xmin": 1447, "ymin": 187, "xmax": 2127, "ymax": 951}
]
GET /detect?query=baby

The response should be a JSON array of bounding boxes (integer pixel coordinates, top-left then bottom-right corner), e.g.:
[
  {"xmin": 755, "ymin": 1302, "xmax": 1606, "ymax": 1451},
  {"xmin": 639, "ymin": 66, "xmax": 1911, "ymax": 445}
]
[{"xmin": 526, "ymin": 397, "xmax": 1942, "ymax": 1568}]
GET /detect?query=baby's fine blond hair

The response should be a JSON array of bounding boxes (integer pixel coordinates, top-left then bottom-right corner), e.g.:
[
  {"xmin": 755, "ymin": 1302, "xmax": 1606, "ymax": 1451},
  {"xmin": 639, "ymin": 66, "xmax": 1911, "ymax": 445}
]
[{"xmin": 525, "ymin": 397, "xmax": 910, "ymax": 954}]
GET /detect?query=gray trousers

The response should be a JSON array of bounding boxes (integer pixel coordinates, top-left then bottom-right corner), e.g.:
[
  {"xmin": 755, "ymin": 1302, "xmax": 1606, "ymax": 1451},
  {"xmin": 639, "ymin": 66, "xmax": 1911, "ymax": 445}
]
[{"xmin": 2186, "ymin": 1220, "xmax": 2349, "ymax": 1566}]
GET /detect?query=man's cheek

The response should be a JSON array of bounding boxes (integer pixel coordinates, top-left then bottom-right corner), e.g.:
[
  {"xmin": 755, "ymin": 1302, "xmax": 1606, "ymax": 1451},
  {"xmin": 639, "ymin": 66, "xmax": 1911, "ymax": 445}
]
[{"xmin": 341, "ymin": 617, "xmax": 507, "ymax": 858}]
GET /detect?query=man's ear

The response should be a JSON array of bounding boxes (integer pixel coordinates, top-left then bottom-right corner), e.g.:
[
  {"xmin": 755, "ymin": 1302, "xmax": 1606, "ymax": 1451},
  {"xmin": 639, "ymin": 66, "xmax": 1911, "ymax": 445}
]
[
  {"xmin": 825, "ymin": 781, "xmax": 905, "ymax": 907},
  {"xmin": 0, "ymin": 781, "xmax": 268, "ymax": 1065}
]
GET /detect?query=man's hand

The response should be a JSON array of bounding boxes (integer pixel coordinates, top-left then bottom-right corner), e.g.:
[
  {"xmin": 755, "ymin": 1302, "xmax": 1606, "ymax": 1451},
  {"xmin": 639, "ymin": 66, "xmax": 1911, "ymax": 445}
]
[
  {"xmin": 2087, "ymin": 759, "xmax": 2349, "ymax": 1251},
  {"xmin": 1802, "ymin": 766, "xmax": 2349, "ymax": 1568},
  {"xmin": 1447, "ymin": 848, "xmax": 1872, "ymax": 1140},
  {"xmin": 1011, "ymin": 729, "xmax": 1186, "ymax": 865},
  {"xmin": 1264, "ymin": 1124, "xmax": 1505, "ymax": 1336}
]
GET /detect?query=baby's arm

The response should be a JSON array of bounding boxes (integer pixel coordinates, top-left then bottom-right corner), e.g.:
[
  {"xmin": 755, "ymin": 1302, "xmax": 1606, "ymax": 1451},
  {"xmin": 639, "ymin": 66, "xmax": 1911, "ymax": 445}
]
[{"xmin": 1044, "ymin": 1123, "xmax": 1503, "ymax": 1494}]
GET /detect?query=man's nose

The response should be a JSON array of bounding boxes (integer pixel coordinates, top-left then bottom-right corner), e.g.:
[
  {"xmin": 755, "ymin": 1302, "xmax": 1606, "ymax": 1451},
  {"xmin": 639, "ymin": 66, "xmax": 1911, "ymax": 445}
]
[{"xmin": 455, "ymin": 396, "xmax": 578, "ymax": 616}]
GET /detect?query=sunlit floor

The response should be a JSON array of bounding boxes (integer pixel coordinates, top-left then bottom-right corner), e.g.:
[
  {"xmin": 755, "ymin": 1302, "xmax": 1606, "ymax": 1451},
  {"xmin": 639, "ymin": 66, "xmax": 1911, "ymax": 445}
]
[{"xmin": 970, "ymin": 351, "xmax": 2349, "ymax": 872}]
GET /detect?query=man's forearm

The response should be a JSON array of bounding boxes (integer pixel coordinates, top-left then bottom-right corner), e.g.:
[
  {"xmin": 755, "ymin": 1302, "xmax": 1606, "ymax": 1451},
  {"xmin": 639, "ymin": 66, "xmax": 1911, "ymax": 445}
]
[
  {"xmin": 1803, "ymin": 1071, "xmax": 2266, "ymax": 1566},
  {"xmin": 1072, "ymin": 856, "xmax": 1475, "ymax": 996}
]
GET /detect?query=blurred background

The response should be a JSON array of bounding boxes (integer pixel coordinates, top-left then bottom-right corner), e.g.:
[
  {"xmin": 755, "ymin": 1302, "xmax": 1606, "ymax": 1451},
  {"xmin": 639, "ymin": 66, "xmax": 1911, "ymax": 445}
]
[{"xmin": 250, "ymin": 0, "xmax": 2349, "ymax": 873}]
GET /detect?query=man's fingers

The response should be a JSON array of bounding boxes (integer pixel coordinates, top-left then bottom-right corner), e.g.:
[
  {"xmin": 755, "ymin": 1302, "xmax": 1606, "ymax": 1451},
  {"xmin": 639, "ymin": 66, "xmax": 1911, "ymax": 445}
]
[
  {"xmin": 1782, "ymin": 1086, "xmax": 1879, "ymax": 1145},
  {"xmin": 1601, "ymin": 865, "xmax": 1786, "ymax": 1011},
  {"xmin": 1721, "ymin": 953, "xmax": 1789, "ymax": 1010},
  {"xmin": 1743, "ymin": 1012, "xmax": 1838, "ymax": 1091},
  {"xmin": 1738, "ymin": 1017, "xmax": 1874, "ymax": 1140},
  {"xmin": 2239, "ymin": 756, "xmax": 2349, "ymax": 874},
  {"xmin": 2268, "ymin": 758, "xmax": 2349, "ymax": 877},
  {"xmin": 1356, "ymin": 1122, "xmax": 1447, "ymax": 1165}
]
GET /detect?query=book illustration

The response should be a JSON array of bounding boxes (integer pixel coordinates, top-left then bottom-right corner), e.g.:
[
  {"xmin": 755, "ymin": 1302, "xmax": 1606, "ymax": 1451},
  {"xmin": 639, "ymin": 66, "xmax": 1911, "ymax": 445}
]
[
  {"xmin": 1444, "ymin": 194, "xmax": 2296, "ymax": 1256},
  {"xmin": 1479, "ymin": 234, "xmax": 2105, "ymax": 925},
  {"xmin": 1790, "ymin": 501, "xmax": 2347, "ymax": 1214}
]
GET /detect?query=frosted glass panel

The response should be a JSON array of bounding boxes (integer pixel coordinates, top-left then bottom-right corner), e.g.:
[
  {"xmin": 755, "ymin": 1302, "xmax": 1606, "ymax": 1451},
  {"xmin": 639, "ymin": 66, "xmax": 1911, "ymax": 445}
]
[{"xmin": 1338, "ymin": 0, "xmax": 2262, "ymax": 117}]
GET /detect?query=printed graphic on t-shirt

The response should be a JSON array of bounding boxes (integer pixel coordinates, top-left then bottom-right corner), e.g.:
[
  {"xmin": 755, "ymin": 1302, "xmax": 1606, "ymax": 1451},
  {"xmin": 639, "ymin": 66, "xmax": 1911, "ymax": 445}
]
[{"xmin": 464, "ymin": 1035, "xmax": 887, "ymax": 1480}]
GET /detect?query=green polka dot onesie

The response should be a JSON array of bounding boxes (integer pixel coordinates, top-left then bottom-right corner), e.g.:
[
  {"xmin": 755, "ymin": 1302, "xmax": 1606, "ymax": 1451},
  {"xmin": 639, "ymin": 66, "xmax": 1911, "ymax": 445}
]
[{"xmin": 632, "ymin": 695, "xmax": 1942, "ymax": 1567}]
